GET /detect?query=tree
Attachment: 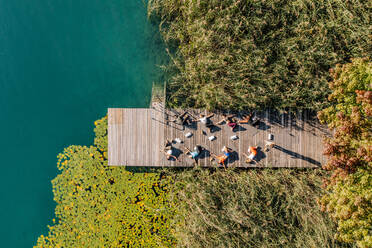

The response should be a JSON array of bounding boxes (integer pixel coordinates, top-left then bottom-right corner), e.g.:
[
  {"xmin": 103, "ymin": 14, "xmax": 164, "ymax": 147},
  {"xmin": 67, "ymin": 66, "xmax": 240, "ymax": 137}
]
[
  {"xmin": 318, "ymin": 57, "xmax": 371, "ymax": 177},
  {"xmin": 318, "ymin": 58, "xmax": 371, "ymax": 248},
  {"xmin": 34, "ymin": 117, "xmax": 175, "ymax": 248},
  {"xmin": 320, "ymin": 168, "xmax": 371, "ymax": 247}
]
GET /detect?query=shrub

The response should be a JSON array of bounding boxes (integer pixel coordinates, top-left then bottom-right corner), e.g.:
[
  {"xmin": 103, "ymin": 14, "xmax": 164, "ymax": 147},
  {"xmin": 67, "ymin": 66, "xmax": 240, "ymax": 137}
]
[{"xmin": 320, "ymin": 168, "xmax": 371, "ymax": 248}]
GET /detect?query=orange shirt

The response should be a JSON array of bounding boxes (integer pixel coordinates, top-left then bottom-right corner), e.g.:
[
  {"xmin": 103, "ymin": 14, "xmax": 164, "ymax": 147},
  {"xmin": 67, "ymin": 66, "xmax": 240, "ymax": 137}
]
[
  {"xmin": 249, "ymin": 146, "xmax": 257, "ymax": 156},
  {"xmin": 217, "ymin": 155, "xmax": 227, "ymax": 165}
]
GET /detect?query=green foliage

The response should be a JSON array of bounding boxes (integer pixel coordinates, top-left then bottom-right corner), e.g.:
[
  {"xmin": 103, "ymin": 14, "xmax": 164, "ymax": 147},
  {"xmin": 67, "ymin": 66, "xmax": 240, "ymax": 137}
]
[
  {"xmin": 34, "ymin": 117, "xmax": 175, "ymax": 248},
  {"xmin": 168, "ymin": 168, "xmax": 349, "ymax": 248},
  {"xmin": 318, "ymin": 58, "xmax": 371, "ymax": 247},
  {"xmin": 321, "ymin": 168, "xmax": 371, "ymax": 248},
  {"xmin": 318, "ymin": 57, "xmax": 371, "ymax": 174},
  {"xmin": 148, "ymin": 0, "xmax": 371, "ymax": 110}
]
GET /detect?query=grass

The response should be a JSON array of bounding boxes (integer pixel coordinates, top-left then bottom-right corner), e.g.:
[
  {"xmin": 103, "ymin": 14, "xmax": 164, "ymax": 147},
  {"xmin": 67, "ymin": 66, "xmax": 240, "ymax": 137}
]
[
  {"xmin": 148, "ymin": 0, "xmax": 371, "ymax": 111},
  {"xmin": 150, "ymin": 82, "xmax": 166, "ymax": 106},
  {"xmin": 166, "ymin": 168, "xmax": 355, "ymax": 248}
]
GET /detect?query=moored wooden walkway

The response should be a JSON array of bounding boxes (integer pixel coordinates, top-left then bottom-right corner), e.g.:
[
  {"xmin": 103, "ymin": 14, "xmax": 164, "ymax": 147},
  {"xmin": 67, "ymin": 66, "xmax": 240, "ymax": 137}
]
[{"xmin": 108, "ymin": 106, "xmax": 330, "ymax": 168}]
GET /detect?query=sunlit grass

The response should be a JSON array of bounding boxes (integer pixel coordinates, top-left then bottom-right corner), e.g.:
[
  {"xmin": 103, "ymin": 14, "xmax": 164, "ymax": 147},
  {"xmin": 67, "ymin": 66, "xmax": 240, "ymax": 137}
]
[
  {"xmin": 166, "ymin": 168, "xmax": 355, "ymax": 248},
  {"xmin": 148, "ymin": 0, "xmax": 370, "ymax": 111}
]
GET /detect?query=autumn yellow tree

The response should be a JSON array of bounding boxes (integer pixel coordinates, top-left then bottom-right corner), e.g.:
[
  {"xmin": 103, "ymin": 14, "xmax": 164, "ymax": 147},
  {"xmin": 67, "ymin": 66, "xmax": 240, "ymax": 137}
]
[{"xmin": 318, "ymin": 58, "xmax": 371, "ymax": 248}]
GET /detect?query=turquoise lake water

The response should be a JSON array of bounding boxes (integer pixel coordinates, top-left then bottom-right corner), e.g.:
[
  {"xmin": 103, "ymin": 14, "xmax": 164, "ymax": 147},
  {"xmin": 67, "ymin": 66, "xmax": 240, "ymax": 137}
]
[{"xmin": 0, "ymin": 1, "xmax": 164, "ymax": 247}]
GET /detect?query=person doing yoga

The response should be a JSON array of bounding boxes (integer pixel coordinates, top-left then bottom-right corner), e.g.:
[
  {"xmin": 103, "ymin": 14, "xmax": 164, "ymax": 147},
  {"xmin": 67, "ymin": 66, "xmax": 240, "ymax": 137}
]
[
  {"xmin": 210, "ymin": 146, "xmax": 232, "ymax": 168},
  {"xmin": 161, "ymin": 140, "xmax": 179, "ymax": 161},
  {"xmin": 237, "ymin": 113, "xmax": 253, "ymax": 124},
  {"xmin": 242, "ymin": 146, "xmax": 257, "ymax": 163},
  {"xmin": 198, "ymin": 113, "xmax": 215, "ymax": 132},
  {"xmin": 217, "ymin": 114, "xmax": 238, "ymax": 131},
  {"xmin": 170, "ymin": 112, "xmax": 193, "ymax": 126},
  {"xmin": 184, "ymin": 145, "xmax": 203, "ymax": 164}
]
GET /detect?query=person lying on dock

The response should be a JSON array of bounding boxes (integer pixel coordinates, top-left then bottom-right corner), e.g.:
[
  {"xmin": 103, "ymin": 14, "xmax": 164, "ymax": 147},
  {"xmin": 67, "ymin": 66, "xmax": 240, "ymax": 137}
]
[
  {"xmin": 237, "ymin": 113, "xmax": 253, "ymax": 124},
  {"xmin": 227, "ymin": 118, "xmax": 238, "ymax": 131},
  {"xmin": 216, "ymin": 113, "xmax": 235, "ymax": 125},
  {"xmin": 264, "ymin": 140, "xmax": 275, "ymax": 152},
  {"xmin": 170, "ymin": 112, "xmax": 193, "ymax": 126},
  {"xmin": 243, "ymin": 146, "xmax": 258, "ymax": 163},
  {"xmin": 210, "ymin": 146, "xmax": 232, "ymax": 168},
  {"xmin": 242, "ymin": 152, "xmax": 257, "ymax": 164},
  {"xmin": 161, "ymin": 140, "xmax": 179, "ymax": 161},
  {"xmin": 198, "ymin": 113, "xmax": 215, "ymax": 132},
  {"xmin": 184, "ymin": 145, "xmax": 203, "ymax": 163},
  {"xmin": 217, "ymin": 114, "xmax": 238, "ymax": 131},
  {"xmin": 250, "ymin": 115, "xmax": 260, "ymax": 127}
]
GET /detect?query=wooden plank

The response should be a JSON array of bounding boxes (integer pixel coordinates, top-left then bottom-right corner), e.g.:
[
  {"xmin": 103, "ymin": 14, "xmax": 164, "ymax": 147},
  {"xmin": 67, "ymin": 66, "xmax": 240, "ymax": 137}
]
[
  {"xmin": 161, "ymin": 107, "xmax": 166, "ymax": 166},
  {"xmin": 127, "ymin": 109, "xmax": 133, "ymax": 166},
  {"xmin": 153, "ymin": 107, "xmax": 162, "ymax": 166},
  {"xmin": 120, "ymin": 109, "xmax": 125, "ymax": 166},
  {"xmin": 264, "ymin": 109, "xmax": 270, "ymax": 168},
  {"xmin": 287, "ymin": 112, "xmax": 292, "ymax": 167},
  {"xmin": 158, "ymin": 107, "xmax": 164, "ymax": 166},
  {"xmin": 271, "ymin": 111, "xmax": 281, "ymax": 167},
  {"xmin": 288, "ymin": 111, "xmax": 297, "ymax": 167},
  {"xmin": 140, "ymin": 109, "xmax": 146, "ymax": 166},
  {"xmin": 107, "ymin": 109, "xmax": 114, "ymax": 165},
  {"xmin": 317, "ymin": 121, "xmax": 328, "ymax": 166},
  {"xmin": 307, "ymin": 111, "xmax": 314, "ymax": 168},
  {"xmin": 278, "ymin": 112, "xmax": 285, "ymax": 167},
  {"xmin": 258, "ymin": 111, "xmax": 266, "ymax": 167},
  {"xmin": 300, "ymin": 110, "xmax": 306, "ymax": 168},
  {"xmin": 146, "ymin": 109, "xmax": 151, "ymax": 166},
  {"xmin": 143, "ymin": 109, "xmax": 148, "ymax": 166},
  {"xmin": 133, "ymin": 109, "xmax": 139, "ymax": 166},
  {"xmin": 153, "ymin": 108, "xmax": 160, "ymax": 166},
  {"xmin": 165, "ymin": 109, "xmax": 171, "ymax": 167}
]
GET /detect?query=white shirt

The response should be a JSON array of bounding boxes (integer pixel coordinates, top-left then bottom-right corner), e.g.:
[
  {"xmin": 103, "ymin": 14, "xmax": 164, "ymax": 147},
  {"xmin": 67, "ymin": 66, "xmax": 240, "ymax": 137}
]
[{"xmin": 199, "ymin": 117, "xmax": 207, "ymax": 124}]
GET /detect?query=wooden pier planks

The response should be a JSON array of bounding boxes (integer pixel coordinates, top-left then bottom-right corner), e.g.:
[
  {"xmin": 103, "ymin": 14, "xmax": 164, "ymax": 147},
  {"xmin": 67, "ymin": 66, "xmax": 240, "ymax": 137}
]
[{"xmin": 108, "ymin": 108, "xmax": 328, "ymax": 168}]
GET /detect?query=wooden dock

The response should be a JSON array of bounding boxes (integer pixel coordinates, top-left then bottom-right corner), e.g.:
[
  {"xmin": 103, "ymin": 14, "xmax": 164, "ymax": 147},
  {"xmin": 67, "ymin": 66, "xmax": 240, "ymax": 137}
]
[{"xmin": 108, "ymin": 106, "xmax": 330, "ymax": 168}]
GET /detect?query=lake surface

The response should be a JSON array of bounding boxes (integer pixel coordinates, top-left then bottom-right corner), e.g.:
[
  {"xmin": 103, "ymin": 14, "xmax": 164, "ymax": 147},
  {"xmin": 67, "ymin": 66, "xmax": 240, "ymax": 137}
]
[{"xmin": 0, "ymin": 1, "xmax": 163, "ymax": 247}]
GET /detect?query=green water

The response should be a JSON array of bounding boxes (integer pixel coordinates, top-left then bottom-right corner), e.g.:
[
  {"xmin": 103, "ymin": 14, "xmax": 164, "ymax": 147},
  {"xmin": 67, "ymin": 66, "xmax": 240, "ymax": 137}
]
[{"xmin": 0, "ymin": 1, "xmax": 163, "ymax": 247}]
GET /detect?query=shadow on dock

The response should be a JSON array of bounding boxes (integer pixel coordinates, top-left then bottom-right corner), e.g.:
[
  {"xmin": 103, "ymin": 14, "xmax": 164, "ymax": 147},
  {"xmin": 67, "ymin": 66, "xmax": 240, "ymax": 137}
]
[{"xmin": 274, "ymin": 145, "xmax": 321, "ymax": 167}]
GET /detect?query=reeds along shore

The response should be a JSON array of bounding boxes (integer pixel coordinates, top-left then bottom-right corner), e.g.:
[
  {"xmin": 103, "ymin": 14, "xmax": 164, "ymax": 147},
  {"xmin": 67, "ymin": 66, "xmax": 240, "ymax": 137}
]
[
  {"xmin": 148, "ymin": 0, "xmax": 371, "ymax": 111},
  {"xmin": 168, "ymin": 168, "xmax": 350, "ymax": 248}
]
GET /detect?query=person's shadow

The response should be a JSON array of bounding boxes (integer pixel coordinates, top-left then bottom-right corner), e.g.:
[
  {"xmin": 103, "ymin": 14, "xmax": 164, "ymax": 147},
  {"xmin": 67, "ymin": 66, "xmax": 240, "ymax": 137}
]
[
  {"xmin": 274, "ymin": 145, "xmax": 321, "ymax": 167},
  {"xmin": 209, "ymin": 124, "xmax": 221, "ymax": 133},
  {"xmin": 198, "ymin": 148, "xmax": 210, "ymax": 160},
  {"xmin": 168, "ymin": 147, "xmax": 183, "ymax": 161},
  {"xmin": 257, "ymin": 121, "xmax": 271, "ymax": 131},
  {"xmin": 233, "ymin": 125, "xmax": 247, "ymax": 132},
  {"xmin": 226, "ymin": 151, "xmax": 239, "ymax": 166},
  {"xmin": 185, "ymin": 120, "xmax": 198, "ymax": 130},
  {"xmin": 254, "ymin": 147, "xmax": 266, "ymax": 162}
]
